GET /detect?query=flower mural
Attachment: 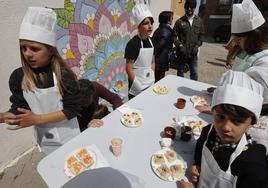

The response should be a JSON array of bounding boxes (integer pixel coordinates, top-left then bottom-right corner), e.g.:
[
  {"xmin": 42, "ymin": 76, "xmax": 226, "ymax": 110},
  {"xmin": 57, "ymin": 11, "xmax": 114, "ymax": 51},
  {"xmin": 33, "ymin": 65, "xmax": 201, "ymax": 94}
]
[{"xmin": 54, "ymin": 0, "xmax": 138, "ymax": 96}]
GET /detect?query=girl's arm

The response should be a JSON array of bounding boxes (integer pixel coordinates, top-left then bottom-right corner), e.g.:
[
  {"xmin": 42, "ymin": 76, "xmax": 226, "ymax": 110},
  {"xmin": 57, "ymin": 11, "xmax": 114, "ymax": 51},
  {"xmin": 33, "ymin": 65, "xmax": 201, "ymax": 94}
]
[
  {"xmin": 93, "ymin": 82, "xmax": 123, "ymax": 109},
  {"xmin": 6, "ymin": 108, "xmax": 66, "ymax": 130},
  {"xmin": 126, "ymin": 59, "xmax": 135, "ymax": 83}
]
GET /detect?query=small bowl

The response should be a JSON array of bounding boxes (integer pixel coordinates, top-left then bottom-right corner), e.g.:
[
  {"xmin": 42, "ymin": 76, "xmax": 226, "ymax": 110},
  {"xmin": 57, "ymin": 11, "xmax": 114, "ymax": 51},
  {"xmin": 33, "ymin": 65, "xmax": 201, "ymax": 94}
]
[
  {"xmin": 176, "ymin": 98, "xmax": 186, "ymax": 109},
  {"xmin": 181, "ymin": 126, "xmax": 192, "ymax": 142},
  {"xmin": 164, "ymin": 126, "xmax": 176, "ymax": 140}
]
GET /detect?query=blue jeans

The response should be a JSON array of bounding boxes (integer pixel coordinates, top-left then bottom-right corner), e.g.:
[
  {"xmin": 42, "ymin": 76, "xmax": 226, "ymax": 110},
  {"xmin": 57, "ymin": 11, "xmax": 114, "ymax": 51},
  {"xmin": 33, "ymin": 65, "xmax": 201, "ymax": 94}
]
[{"xmin": 177, "ymin": 56, "xmax": 198, "ymax": 80}]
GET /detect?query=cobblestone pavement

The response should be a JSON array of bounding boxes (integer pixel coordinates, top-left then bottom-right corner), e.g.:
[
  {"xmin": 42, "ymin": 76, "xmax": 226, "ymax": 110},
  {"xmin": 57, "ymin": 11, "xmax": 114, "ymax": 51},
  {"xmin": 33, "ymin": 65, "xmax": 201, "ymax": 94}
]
[{"xmin": 0, "ymin": 41, "xmax": 228, "ymax": 188}]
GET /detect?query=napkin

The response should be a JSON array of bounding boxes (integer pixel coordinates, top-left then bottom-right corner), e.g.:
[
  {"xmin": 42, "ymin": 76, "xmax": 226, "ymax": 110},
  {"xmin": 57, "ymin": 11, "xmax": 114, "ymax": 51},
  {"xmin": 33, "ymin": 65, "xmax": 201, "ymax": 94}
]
[{"xmin": 117, "ymin": 104, "xmax": 142, "ymax": 114}]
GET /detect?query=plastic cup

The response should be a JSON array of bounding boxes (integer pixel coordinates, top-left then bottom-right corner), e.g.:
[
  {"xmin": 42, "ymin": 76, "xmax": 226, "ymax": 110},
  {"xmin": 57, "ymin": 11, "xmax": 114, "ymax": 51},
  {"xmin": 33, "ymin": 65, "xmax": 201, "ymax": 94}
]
[
  {"xmin": 176, "ymin": 98, "xmax": 186, "ymax": 109},
  {"xmin": 111, "ymin": 138, "xmax": 123, "ymax": 157}
]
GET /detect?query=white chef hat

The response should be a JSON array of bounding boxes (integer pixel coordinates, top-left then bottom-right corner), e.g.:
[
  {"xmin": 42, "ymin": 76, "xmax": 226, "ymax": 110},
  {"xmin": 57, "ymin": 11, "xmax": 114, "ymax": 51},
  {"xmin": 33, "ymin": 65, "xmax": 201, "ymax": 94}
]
[
  {"xmin": 212, "ymin": 70, "xmax": 264, "ymax": 120},
  {"xmin": 132, "ymin": 3, "xmax": 153, "ymax": 25},
  {"xmin": 231, "ymin": 0, "xmax": 265, "ymax": 34},
  {"xmin": 19, "ymin": 7, "xmax": 57, "ymax": 46}
]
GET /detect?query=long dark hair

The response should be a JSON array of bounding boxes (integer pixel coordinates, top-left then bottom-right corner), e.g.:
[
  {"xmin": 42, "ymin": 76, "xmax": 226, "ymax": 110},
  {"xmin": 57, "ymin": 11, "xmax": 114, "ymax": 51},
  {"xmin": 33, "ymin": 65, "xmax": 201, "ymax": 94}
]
[{"xmin": 233, "ymin": 22, "xmax": 268, "ymax": 55}]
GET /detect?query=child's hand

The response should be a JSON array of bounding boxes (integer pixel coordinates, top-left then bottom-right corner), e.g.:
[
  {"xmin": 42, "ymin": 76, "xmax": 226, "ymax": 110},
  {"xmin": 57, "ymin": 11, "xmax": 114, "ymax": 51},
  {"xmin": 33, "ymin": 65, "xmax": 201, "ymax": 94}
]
[
  {"xmin": 195, "ymin": 105, "xmax": 212, "ymax": 115},
  {"xmin": 190, "ymin": 165, "xmax": 200, "ymax": 182},
  {"xmin": 179, "ymin": 180, "xmax": 194, "ymax": 188},
  {"xmin": 1, "ymin": 112, "xmax": 16, "ymax": 123},
  {"xmin": 6, "ymin": 108, "xmax": 40, "ymax": 130},
  {"xmin": 88, "ymin": 119, "xmax": 103, "ymax": 128}
]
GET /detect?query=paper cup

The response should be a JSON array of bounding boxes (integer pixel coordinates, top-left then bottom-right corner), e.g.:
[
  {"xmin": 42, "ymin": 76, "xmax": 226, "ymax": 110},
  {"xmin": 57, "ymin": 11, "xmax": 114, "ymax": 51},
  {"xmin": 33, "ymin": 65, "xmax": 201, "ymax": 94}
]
[{"xmin": 111, "ymin": 138, "xmax": 123, "ymax": 157}]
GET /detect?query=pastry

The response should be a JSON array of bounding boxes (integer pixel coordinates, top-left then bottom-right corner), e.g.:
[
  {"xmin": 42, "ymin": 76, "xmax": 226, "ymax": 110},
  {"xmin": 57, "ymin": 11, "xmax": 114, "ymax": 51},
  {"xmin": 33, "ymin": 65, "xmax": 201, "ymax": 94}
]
[
  {"xmin": 156, "ymin": 164, "xmax": 171, "ymax": 179},
  {"xmin": 67, "ymin": 155, "xmax": 78, "ymax": 167},
  {"xmin": 191, "ymin": 95, "xmax": 207, "ymax": 104},
  {"xmin": 77, "ymin": 148, "xmax": 90, "ymax": 159},
  {"xmin": 123, "ymin": 117, "xmax": 132, "ymax": 126},
  {"xmin": 165, "ymin": 150, "xmax": 177, "ymax": 162},
  {"xmin": 69, "ymin": 161, "xmax": 85, "ymax": 176},
  {"xmin": 134, "ymin": 117, "xmax": 142, "ymax": 126},
  {"xmin": 131, "ymin": 111, "xmax": 140, "ymax": 119},
  {"xmin": 170, "ymin": 164, "xmax": 183, "ymax": 179},
  {"xmin": 187, "ymin": 120, "xmax": 205, "ymax": 135},
  {"xmin": 80, "ymin": 154, "xmax": 94, "ymax": 168},
  {"xmin": 153, "ymin": 154, "xmax": 165, "ymax": 165}
]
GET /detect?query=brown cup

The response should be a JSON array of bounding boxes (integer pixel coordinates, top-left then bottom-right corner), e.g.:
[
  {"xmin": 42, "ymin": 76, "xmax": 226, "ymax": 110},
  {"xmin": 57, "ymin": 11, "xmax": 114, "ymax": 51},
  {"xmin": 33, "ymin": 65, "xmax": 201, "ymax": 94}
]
[
  {"xmin": 176, "ymin": 98, "xmax": 186, "ymax": 109},
  {"xmin": 164, "ymin": 126, "xmax": 176, "ymax": 140}
]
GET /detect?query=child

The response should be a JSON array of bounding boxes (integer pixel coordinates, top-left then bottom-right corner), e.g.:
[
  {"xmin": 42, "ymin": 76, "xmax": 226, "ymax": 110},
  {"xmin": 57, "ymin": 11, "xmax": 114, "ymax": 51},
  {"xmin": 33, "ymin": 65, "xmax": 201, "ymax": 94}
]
[
  {"xmin": 78, "ymin": 79, "xmax": 123, "ymax": 131},
  {"xmin": 125, "ymin": 3, "xmax": 155, "ymax": 100},
  {"xmin": 1, "ymin": 7, "xmax": 81, "ymax": 154},
  {"xmin": 181, "ymin": 71, "xmax": 268, "ymax": 188}
]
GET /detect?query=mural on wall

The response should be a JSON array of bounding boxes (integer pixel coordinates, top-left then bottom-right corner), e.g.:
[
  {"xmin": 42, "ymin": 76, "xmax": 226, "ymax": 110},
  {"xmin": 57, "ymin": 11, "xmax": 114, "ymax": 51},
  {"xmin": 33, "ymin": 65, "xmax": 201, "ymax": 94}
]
[{"xmin": 54, "ymin": 0, "xmax": 138, "ymax": 96}]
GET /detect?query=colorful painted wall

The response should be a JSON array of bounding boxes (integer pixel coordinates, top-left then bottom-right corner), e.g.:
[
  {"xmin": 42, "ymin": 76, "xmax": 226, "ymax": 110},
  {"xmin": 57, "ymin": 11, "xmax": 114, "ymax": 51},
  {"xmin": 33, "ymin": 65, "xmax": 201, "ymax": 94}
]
[{"xmin": 54, "ymin": 0, "xmax": 139, "ymax": 97}]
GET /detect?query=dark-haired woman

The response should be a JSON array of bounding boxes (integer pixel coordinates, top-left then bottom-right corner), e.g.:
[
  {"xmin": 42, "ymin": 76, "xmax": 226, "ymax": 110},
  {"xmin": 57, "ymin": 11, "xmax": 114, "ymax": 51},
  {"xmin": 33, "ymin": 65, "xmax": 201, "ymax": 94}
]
[{"xmin": 152, "ymin": 11, "xmax": 174, "ymax": 82}]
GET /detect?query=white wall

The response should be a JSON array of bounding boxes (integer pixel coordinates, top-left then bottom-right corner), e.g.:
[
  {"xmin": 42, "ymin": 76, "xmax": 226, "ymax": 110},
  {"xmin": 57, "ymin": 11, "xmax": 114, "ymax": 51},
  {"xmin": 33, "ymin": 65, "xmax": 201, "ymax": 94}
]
[{"xmin": 0, "ymin": 0, "xmax": 64, "ymax": 171}]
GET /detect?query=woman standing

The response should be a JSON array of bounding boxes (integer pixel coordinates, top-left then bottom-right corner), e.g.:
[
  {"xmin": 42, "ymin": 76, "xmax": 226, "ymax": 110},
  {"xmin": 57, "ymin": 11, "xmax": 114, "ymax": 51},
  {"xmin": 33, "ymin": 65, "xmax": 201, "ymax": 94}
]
[
  {"xmin": 152, "ymin": 11, "xmax": 174, "ymax": 82},
  {"xmin": 2, "ymin": 7, "xmax": 81, "ymax": 154},
  {"xmin": 125, "ymin": 3, "xmax": 155, "ymax": 100}
]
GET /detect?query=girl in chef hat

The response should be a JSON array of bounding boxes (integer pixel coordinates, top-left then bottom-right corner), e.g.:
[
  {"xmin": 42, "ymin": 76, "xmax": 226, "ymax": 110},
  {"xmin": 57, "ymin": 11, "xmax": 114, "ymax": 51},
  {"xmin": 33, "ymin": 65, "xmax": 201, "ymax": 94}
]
[
  {"xmin": 1, "ymin": 7, "xmax": 81, "ymax": 154},
  {"xmin": 180, "ymin": 70, "xmax": 268, "ymax": 188}
]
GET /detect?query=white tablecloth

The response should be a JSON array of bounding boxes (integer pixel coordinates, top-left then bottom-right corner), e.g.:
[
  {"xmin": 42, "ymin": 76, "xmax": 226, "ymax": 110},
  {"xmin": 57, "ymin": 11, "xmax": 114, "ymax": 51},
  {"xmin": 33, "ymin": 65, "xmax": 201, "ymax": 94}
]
[{"xmin": 37, "ymin": 75, "xmax": 214, "ymax": 188}]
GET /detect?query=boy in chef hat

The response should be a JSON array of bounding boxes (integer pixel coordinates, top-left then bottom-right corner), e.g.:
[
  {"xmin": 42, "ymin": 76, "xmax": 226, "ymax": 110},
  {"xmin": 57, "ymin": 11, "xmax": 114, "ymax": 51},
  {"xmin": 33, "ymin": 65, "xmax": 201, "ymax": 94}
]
[
  {"xmin": 180, "ymin": 71, "xmax": 268, "ymax": 188},
  {"xmin": 125, "ymin": 3, "xmax": 155, "ymax": 100}
]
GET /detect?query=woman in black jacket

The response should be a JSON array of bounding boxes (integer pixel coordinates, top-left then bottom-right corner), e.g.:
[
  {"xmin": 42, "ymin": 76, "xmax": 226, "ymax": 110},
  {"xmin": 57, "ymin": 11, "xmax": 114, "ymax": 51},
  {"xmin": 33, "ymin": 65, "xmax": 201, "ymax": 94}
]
[{"xmin": 152, "ymin": 11, "xmax": 174, "ymax": 82}]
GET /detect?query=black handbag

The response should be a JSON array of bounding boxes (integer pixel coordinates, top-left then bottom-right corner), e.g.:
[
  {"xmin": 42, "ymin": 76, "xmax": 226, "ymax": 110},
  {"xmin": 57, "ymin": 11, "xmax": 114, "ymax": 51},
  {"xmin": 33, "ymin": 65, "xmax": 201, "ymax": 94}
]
[{"xmin": 168, "ymin": 49, "xmax": 189, "ymax": 73}]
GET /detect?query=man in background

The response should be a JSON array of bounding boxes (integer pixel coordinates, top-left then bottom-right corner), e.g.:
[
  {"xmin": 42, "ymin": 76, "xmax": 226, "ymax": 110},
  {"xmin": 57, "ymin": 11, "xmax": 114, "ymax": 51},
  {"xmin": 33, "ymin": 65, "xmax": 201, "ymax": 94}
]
[{"xmin": 173, "ymin": 0, "xmax": 204, "ymax": 81}]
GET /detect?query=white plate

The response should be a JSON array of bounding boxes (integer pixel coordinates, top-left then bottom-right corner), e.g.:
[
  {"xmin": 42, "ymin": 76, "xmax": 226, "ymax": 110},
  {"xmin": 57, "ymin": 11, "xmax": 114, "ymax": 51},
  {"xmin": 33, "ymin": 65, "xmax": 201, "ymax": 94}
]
[
  {"xmin": 153, "ymin": 85, "xmax": 170, "ymax": 95},
  {"xmin": 64, "ymin": 146, "xmax": 97, "ymax": 178},
  {"xmin": 190, "ymin": 95, "xmax": 208, "ymax": 106},
  {"xmin": 120, "ymin": 110, "xmax": 143, "ymax": 128},
  {"xmin": 151, "ymin": 148, "xmax": 187, "ymax": 182}
]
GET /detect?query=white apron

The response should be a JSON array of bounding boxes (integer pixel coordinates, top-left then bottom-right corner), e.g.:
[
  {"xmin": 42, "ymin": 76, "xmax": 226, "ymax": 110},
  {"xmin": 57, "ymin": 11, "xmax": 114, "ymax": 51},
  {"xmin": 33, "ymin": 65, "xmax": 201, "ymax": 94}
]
[
  {"xmin": 232, "ymin": 50, "xmax": 268, "ymax": 72},
  {"xmin": 129, "ymin": 38, "xmax": 155, "ymax": 96},
  {"xmin": 197, "ymin": 126, "xmax": 248, "ymax": 188},
  {"xmin": 23, "ymin": 73, "xmax": 80, "ymax": 154}
]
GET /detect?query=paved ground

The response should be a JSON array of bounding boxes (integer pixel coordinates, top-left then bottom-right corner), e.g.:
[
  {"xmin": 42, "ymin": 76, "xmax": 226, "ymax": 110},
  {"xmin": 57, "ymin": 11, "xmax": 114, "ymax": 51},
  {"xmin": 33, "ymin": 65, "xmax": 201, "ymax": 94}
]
[{"xmin": 0, "ymin": 40, "xmax": 228, "ymax": 188}]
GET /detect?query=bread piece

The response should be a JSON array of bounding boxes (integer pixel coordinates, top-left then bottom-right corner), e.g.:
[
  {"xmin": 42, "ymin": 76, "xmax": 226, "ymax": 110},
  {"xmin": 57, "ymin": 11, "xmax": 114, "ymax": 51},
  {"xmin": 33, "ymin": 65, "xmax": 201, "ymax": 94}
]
[
  {"xmin": 80, "ymin": 154, "xmax": 94, "ymax": 168},
  {"xmin": 131, "ymin": 111, "xmax": 140, "ymax": 119},
  {"xmin": 67, "ymin": 155, "xmax": 78, "ymax": 167},
  {"xmin": 153, "ymin": 154, "xmax": 165, "ymax": 165},
  {"xmin": 165, "ymin": 150, "xmax": 177, "ymax": 162},
  {"xmin": 134, "ymin": 117, "xmax": 142, "ymax": 126},
  {"xmin": 69, "ymin": 161, "xmax": 85, "ymax": 176},
  {"xmin": 156, "ymin": 164, "xmax": 171, "ymax": 179},
  {"xmin": 170, "ymin": 164, "xmax": 183, "ymax": 179}
]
